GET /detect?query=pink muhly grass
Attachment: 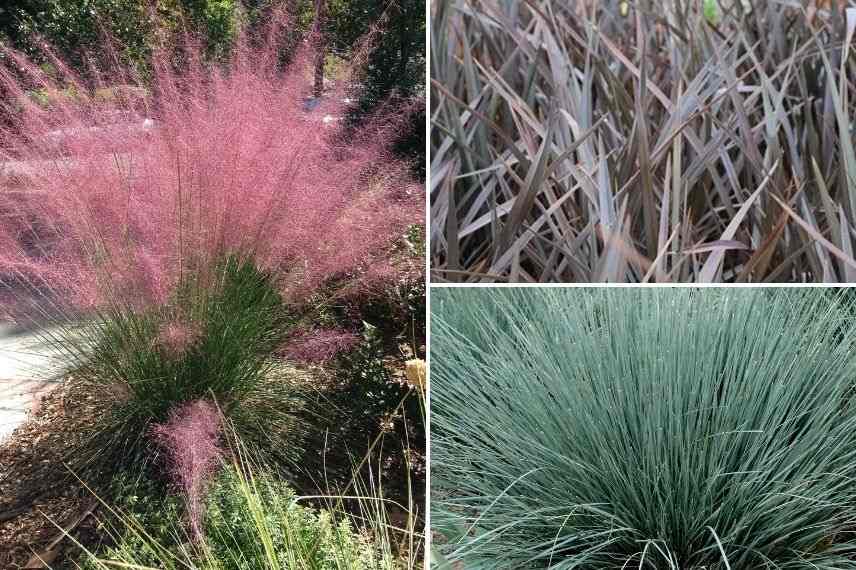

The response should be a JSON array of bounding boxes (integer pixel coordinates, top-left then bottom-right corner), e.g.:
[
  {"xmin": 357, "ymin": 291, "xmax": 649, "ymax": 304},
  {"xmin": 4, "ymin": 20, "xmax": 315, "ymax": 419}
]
[
  {"xmin": 155, "ymin": 319, "xmax": 201, "ymax": 355},
  {"xmin": 151, "ymin": 399, "xmax": 223, "ymax": 543},
  {"xmin": 283, "ymin": 327, "xmax": 360, "ymax": 364},
  {"xmin": 0, "ymin": 11, "xmax": 423, "ymax": 311}
]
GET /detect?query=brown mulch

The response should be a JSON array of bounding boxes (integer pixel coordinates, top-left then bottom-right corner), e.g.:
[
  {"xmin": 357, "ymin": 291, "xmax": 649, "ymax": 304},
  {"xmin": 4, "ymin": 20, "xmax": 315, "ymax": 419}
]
[{"xmin": 0, "ymin": 377, "xmax": 108, "ymax": 569}]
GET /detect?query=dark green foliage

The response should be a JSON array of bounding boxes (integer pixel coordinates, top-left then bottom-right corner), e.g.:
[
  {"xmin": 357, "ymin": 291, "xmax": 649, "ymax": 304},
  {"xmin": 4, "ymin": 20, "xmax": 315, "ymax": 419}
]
[
  {"xmin": 336, "ymin": 322, "xmax": 407, "ymax": 433},
  {"xmin": 327, "ymin": 0, "xmax": 424, "ymax": 104},
  {"xmin": 0, "ymin": 0, "xmax": 242, "ymax": 70},
  {"xmin": 292, "ymin": 279, "xmax": 425, "ymax": 487},
  {"xmin": 302, "ymin": 275, "xmax": 426, "ymax": 358},
  {"xmin": 328, "ymin": 0, "xmax": 425, "ymax": 177},
  {"xmin": 358, "ymin": 276, "xmax": 426, "ymax": 349},
  {"xmin": 392, "ymin": 107, "xmax": 425, "ymax": 179},
  {"xmin": 324, "ymin": 277, "xmax": 425, "ymax": 447},
  {"xmin": 353, "ymin": 279, "xmax": 425, "ymax": 431},
  {"xmin": 432, "ymin": 288, "xmax": 856, "ymax": 568},
  {"xmin": 328, "ymin": 320, "xmax": 424, "ymax": 501},
  {"xmin": 0, "ymin": 0, "xmax": 152, "ymax": 69}
]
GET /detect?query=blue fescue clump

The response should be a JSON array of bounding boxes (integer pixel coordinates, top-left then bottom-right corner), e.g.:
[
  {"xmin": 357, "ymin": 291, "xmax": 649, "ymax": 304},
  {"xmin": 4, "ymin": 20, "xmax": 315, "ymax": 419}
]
[{"xmin": 432, "ymin": 288, "xmax": 856, "ymax": 569}]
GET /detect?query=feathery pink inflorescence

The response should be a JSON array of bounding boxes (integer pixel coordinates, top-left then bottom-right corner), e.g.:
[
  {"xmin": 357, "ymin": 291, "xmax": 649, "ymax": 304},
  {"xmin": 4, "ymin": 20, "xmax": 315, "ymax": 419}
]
[
  {"xmin": 283, "ymin": 327, "xmax": 360, "ymax": 364},
  {"xmin": 155, "ymin": 319, "xmax": 201, "ymax": 355},
  {"xmin": 151, "ymin": 399, "xmax": 223, "ymax": 542},
  {"xmin": 0, "ymin": 11, "xmax": 423, "ymax": 310}
]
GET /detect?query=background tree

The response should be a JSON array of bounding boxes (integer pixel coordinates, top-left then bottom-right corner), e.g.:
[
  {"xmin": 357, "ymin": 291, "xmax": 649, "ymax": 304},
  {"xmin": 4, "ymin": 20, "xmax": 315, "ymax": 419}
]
[
  {"xmin": 327, "ymin": 0, "xmax": 425, "ymax": 176},
  {"xmin": 312, "ymin": 0, "xmax": 326, "ymax": 98},
  {"xmin": 0, "ymin": 0, "xmax": 424, "ymax": 174}
]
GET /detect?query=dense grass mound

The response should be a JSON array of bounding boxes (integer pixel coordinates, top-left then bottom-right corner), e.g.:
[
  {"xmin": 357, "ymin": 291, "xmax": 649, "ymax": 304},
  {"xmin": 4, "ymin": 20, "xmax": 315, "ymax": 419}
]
[
  {"xmin": 57, "ymin": 255, "xmax": 306, "ymax": 477},
  {"xmin": 431, "ymin": 0, "xmax": 856, "ymax": 282},
  {"xmin": 431, "ymin": 288, "xmax": 856, "ymax": 568}
]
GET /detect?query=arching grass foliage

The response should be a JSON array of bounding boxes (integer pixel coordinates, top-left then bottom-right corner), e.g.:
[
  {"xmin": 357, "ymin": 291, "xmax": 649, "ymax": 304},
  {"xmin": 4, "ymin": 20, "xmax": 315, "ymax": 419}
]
[{"xmin": 431, "ymin": 287, "xmax": 856, "ymax": 568}]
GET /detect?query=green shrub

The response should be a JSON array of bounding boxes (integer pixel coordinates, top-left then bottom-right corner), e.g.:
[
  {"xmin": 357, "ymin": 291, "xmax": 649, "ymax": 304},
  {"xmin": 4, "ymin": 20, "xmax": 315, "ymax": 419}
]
[
  {"xmin": 205, "ymin": 467, "xmax": 383, "ymax": 569},
  {"xmin": 82, "ymin": 464, "xmax": 402, "ymax": 569},
  {"xmin": 333, "ymin": 322, "xmax": 420, "ymax": 443},
  {"xmin": 338, "ymin": 322, "xmax": 400, "ymax": 422},
  {"xmin": 328, "ymin": 0, "xmax": 426, "ymax": 176},
  {"xmin": 329, "ymin": 275, "xmax": 425, "ymax": 355},
  {"xmin": 289, "ymin": 278, "xmax": 425, "ymax": 484},
  {"xmin": 432, "ymin": 288, "xmax": 856, "ymax": 568},
  {"xmin": 77, "ymin": 473, "xmax": 187, "ymax": 568},
  {"xmin": 0, "ymin": 0, "xmax": 240, "ymax": 70}
]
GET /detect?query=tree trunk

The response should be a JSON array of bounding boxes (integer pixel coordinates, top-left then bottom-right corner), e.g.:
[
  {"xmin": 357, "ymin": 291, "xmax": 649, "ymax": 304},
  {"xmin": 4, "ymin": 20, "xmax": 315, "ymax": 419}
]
[{"xmin": 313, "ymin": 0, "xmax": 326, "ymax": 99}]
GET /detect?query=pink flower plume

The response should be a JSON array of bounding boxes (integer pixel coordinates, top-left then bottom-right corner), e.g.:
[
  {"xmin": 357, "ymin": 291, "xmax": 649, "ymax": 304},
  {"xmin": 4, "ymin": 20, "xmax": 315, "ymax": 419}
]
[
  {"xmin": 283, "ymin": 327, "xmax": 360, "ymax": 364},
  {"xmin": 0, "ymin": 12, "xmax": 423, "ymax": 310},
  {"xmin": 151, "ymin": 399, "xmax": 223, "ymax": 542}
]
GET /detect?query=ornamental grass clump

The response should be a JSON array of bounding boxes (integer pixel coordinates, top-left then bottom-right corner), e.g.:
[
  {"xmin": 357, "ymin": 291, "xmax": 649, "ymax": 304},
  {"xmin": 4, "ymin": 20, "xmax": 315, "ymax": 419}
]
[
  {"xmin": 431, "ymin": 0, "xmax": 856, "ymax": 282},
  {"xmin": 0, "ymin": 7, "xmax": 422, "ymax": 481},
  {"xmin": 66, "ymin": 254, "xmax": 305, "ymax": 477},
  {"xmin": 0, "ymin": 8, "xmax": 422, "ymax": 313},
  {"xmin": 431, "ymin": 288, "xmax": 856, "ymax": 568}
]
